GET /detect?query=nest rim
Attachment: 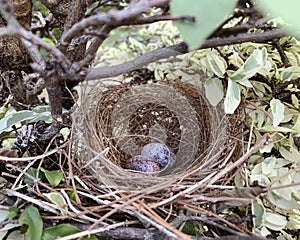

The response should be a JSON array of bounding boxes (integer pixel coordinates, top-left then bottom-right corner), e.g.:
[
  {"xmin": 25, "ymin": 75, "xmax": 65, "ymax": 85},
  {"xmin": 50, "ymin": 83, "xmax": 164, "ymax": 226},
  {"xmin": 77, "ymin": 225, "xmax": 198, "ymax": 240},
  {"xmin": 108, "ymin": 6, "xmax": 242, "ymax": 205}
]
[{"xmin": 75, "ymin": 79, "xmax": 231, "ymax": 191}]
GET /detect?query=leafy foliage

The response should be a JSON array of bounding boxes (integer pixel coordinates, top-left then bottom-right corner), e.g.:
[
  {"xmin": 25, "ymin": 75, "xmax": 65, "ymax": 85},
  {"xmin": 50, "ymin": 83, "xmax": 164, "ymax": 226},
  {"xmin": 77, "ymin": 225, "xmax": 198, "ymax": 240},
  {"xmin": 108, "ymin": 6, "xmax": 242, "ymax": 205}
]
[
  {"xmin": 0, "ymin": 106, "xmax": 52, "ymax": 134},
  {"xmin": 204, "ymin": 77, "xmax": 224, "ymax": 106},
  {"xmin": 44, "ymin": 192, "xmax": 68, "ymax": 216},
  {"xmin": 42, "ymin": 224, "xmax": 79, "ymax": 240},
  {"xmin": 18, "ymin": 205, "xmax": 43, "ymax": 240},
  {"xmin": 40, "ymin": 168, "xmax": 64, "ymax": 187}
]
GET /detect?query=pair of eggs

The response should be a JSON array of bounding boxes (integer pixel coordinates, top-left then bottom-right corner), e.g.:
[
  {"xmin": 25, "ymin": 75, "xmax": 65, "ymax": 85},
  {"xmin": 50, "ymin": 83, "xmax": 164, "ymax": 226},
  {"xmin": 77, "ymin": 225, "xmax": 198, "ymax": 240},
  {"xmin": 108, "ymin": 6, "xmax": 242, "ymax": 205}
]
[{"xmin": 124, "ymin": 143, "xmax": 176, "ymax": 173}]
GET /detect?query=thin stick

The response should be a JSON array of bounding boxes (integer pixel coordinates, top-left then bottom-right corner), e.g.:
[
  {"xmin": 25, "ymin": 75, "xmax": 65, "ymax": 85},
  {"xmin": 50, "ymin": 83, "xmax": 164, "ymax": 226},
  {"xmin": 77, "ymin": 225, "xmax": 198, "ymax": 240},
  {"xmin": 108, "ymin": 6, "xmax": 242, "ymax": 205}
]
[
  {"xmin": 67, "ymin": 125, "xmax": 81, "ymax": 204},
  {"xmin": 247, "ymin": 121, "xmax": 254, "ymax": 152},
  {"xmin": 11, "ymin": 158, "xmax": 39, "ymax": 189},
  {"xmin": 137, "ymin": 200, "xmax": 192, "ymax": 240},
  {"xmin": 206, "ymin": 133, "xmax": 274, "ymax": 186},
  {"xmin": 6, "ymin": 189, "xmax": 60, "ymax": 215},
  {"xmin": 60, "ymin": 189, "xmax": 102, "ymax": 224},
  {"xmin": 267, "ymin": 181, "xmax": 300, "ymax": 191},
  {"xmin": 151, "ymin": 171, "xmax": 217, "ymax": 208},
  {"xmin": 266, "ymin": 164, "xmax": 300, "ymax": 191}
]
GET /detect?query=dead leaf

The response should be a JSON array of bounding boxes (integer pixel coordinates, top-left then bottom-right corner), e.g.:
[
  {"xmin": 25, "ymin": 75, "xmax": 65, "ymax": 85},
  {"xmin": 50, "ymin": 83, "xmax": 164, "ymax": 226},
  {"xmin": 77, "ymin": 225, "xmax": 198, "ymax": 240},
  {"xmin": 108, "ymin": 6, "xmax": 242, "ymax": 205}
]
[{"xmin": 0, "ymin": 148, "xmax": 18, "ymax": 158}]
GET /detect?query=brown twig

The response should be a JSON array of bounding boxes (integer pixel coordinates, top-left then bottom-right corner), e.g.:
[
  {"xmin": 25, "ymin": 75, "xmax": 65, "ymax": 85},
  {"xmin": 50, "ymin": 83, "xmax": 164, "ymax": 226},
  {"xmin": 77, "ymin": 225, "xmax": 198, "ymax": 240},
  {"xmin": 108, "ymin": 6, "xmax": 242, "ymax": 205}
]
[
  {"xmin": 133, "ymin": 14, "xmax": 195, "ymax": 24},
  {"xmin": 136, "ymin": 200, "xmax": 192, "ymax": 240},
  {"xmin": 272, "ymin": 39, "xmax": 291, "ymax": 67},
  {"xmin": 59, "ymin": 0, "xmax": 171, "ymax": 52},
  {"xmin": 205, "ymin": 133, "xmax": 275, "ymax": 187},
  {"xmin": 6, "ymin": 189, "xmax": 61, "ymax": 214},
  {"xmin": 87, "ymin": 30, "xmax": 284, "ymax": 80}
]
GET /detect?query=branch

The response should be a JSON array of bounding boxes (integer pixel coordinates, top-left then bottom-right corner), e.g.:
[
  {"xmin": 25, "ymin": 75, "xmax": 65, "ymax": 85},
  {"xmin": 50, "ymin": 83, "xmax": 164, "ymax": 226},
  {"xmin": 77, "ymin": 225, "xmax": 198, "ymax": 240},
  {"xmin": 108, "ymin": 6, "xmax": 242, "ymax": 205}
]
[
  {"xmin": 0, "ymin": 0, "xmax": 69, "ymax": 70},
  {"xmin": 132, "ymin": 14, "xmax": 195, "ymax": 25},
  {"xmin": 202, "ymin": 29, "xmax": 284, "ymax": 48},
  {"xmin": 272, "ymin": 39, "xmax": 291, "ymax": 67},
  {"xmin": 69, "ymin": 222, "xmax": 264, "ymax": 240},
  {"xmin": 65, "ymin": 223, "xmax": 171, "ymax": 240},
  {"xmin": 86, "ymin": 42, "xmax": 187, "ymax": 80},
  {"xmin": 19, "ymin": 28, "xmax": 70, "ymax": 70},
  {"xmin": 59, "ymin": 0, "xmax": 170, "ymax": 52},
  {"xmin": 86, "ymin": 29, "xmax": 284, "ymax": 80}
]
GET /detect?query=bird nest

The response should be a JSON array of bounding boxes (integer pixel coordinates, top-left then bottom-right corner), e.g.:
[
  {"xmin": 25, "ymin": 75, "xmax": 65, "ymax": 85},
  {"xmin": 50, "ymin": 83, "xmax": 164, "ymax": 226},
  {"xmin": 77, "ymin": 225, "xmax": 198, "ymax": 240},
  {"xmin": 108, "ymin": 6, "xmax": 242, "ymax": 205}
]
[{"xmin": 74, "ymin": 77, "xmax": 236, "ymax": 192}]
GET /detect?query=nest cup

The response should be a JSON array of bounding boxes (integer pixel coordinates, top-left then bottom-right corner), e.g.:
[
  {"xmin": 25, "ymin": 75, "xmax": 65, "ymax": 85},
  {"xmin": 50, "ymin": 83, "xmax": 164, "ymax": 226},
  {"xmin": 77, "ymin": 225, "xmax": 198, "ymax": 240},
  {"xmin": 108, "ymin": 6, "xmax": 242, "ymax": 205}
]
[{"xmin": 75, "ymin": 79, "xmax": 226, "ymax": 191}]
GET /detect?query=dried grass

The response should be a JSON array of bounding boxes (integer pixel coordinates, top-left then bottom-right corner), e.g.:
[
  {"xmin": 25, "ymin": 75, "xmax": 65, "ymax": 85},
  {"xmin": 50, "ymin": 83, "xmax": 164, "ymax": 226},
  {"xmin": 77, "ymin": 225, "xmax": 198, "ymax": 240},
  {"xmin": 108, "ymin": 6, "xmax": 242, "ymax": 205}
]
[{"xmin": 74, "ymin": 79, "xmax": 232, "ymax": 191}]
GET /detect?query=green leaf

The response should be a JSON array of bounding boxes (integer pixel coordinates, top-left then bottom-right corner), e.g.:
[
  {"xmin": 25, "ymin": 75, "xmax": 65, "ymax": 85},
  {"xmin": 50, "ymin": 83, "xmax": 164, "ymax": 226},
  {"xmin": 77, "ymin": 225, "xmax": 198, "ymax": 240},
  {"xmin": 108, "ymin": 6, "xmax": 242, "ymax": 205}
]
[
  {"xmin": 259, "ymin": 226, "xmax": 271, "ymax": 238},
  {"xmin": 42, "ymin": 37, "xmax": 55, "ymax": 47},
  {"xmin": 41, "ymin": 168, "xmax": 63, "ymax": 187},
  {"xmin": 237, "ymin": 79, "xmax": 253, "ymax": 88},
  {"xmin": 44, "ymin": 192, "xmax": 68, "ymax": 216},
  {"xmin": 261, "ymin": 157, "xmax": 276, "ymax": 175},
  {"xmin": 0, "ymin": 110, "xmax": 52, "ymax": 134},
  {"xmin": 280, "ymin": 66, "xmax": 300, "ymax": 81},
  {"xmin": 293, "ymin": 114, "xmax": 300, "ymax": 132},
  {"xmin": 206, "ymin": 49, "xmax": 227, "ymax": 77},
  {"xmin": 42, "ymin": 224, "xmax": 79, "ymax": 240},
  {"xmin": 229, "ymin": 48, "xmax": 267, "ymax": 82},
  {"xmin": 258, "ymin": 125, "xmax": 297, "ymax": 133},
  {"xmin": 250, "ymin": 174, "xmax": 270, "ymax": 186},
  {"xmin": 18, "ymin": 205, "xmax": 43, "ymax": 240},
  {"xmin": 270, "ymin": 98, "xmax": 285, "ymax": 127},
  {"xmin": 204, "ymin": 77, "xmax": 224, "ymax": 106},
  {"xmin": 60, "ymin": 127, "xmax": 71, "ymax": 141},
  {"xmin": 279, "ymin": 146, "xmax": 300, "ymax": 163},
  {"xmin": 257, "ymin": 1, "xmax": 300, "ymax": 36},
  {"xmin": 0, "ymin": 106, "xmax": 8, "ymax": 119},
  {"xmin": 8, "ymin": 206, "xmax": 18, "ymax": 219},
  {"xmin": 0, "ymin": 111, "xmax": 34, "ymax": 133},
  {"xmin": 252, "ymin": 198, "xmax": 265, "ymax": 228},
  {"xmin": 264, "ymin": 212, "xmax": 287, "ymax": 231},
  {"xmin": 32, "ymin": 105, "xmax": 52, "ymax": 113},
  {"xmin": 128, "ymin": 37, "xmax": 145, "ymax": 53},
  {"xmin": 0, "ymin": 223, "xmax": 20, "ymax": 238},
  {"xmin": 25, "ymin": 168, "xmax": 44, "ymax": 186},
  {"xmin": 268, "ymin": 191, "xmax": 300, "ymax": 209},
  {"xmin": 0, "ymin": 210, "xmax": 10, "ymax": 222},
  {"xmin": 292, "ymin": 94, "xmax": 299, "ymax": 109},
  {"xmin": 259, "ymin": 142, "xmax": 274, "ymax": 154},
  {"xmin": 1, "ymin": 228, "xmax": 30, "ymax": 240},
  {"xmin": 224, "ymin": 79, "xmax": 241, "ymax": 114},
  {"xmin": 171, "ymin": 0, "xmax": 236, "ymax": 50}
]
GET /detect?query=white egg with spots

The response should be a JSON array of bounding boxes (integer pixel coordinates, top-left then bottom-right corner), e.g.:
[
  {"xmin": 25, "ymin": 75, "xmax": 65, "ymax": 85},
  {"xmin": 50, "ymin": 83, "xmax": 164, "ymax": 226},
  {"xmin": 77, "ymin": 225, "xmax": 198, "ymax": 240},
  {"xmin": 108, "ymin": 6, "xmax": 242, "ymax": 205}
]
[
  {"xmin": 141, "ymin": 143, "xmax": 176, "ymax": 169},
  {"xmin": 124, "ymin": 155, "xmax": 160, "ymax": 173}
]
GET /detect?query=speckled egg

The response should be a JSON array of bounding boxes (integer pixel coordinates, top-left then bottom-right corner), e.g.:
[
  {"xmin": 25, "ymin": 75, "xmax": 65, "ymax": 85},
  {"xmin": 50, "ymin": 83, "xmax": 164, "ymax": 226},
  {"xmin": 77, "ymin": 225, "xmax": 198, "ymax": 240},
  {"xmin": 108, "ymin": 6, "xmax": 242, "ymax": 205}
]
[
  {"xmin": 141, "ymin": 143, "xmax": 176, "ymax": 169},
  {"xmin": 124, "ymin": 155, "xmax": 160, "ymax": 172}
]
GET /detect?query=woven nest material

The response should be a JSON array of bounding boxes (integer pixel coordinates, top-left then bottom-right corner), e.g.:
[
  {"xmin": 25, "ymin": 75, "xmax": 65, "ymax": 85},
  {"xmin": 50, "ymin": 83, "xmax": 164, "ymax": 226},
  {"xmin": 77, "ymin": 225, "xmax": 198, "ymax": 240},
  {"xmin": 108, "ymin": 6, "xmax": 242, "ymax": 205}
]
[{"xmin": 75, "ymin": 79, "xmax": 228, "ymax": 191}]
